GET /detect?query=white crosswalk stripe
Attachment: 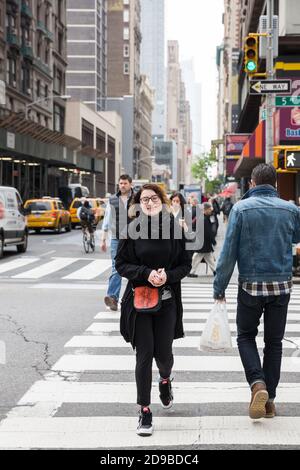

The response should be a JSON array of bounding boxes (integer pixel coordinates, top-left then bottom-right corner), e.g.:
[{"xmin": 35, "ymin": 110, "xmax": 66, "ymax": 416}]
[
  {"xmin": 0, "ymin": 256, "xmax": 112, "ymax": 281},
  {"xmin": 1, "ymin": 281, "xmax": 300, "ymax": 449}
]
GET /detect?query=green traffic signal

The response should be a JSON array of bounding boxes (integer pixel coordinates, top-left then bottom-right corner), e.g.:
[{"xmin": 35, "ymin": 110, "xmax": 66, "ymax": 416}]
[
  {"xmin": 244, "ymin": 34, "xmax": 259, "ymax": 75},
  {"xmin": 246, "ymin": 60, "xmax": 257, "ymax": 72}
]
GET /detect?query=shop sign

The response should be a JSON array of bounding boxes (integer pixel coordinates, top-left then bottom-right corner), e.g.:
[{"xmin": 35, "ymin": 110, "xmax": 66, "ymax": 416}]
[
  {"xmin": 0, "ymin": 80, "xmax": 5, "ymax": 105},
  {"xmin": 225, "ymin": 134, "xmax": 250, "ymax": 156},
  {"xmin": 7, "ymin": 132, "xmax": 15, "ymax": 149}
]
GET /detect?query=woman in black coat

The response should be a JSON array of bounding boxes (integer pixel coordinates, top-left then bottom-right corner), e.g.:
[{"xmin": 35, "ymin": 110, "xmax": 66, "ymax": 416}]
[{"xmin": 115, "ymin": 184, "xmax": 191, "ymax": 437}]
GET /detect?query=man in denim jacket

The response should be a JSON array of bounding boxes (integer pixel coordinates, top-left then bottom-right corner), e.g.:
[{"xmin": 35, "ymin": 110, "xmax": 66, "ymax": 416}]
[{"xmin": 214, "ymin": 164, "xmax": 300, "ymax": 420}]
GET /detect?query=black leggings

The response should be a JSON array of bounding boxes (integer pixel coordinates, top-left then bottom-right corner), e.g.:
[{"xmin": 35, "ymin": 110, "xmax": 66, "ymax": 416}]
[{"xmin": 134, "ymin": 296, "xmax": 177, "ymax": 406}]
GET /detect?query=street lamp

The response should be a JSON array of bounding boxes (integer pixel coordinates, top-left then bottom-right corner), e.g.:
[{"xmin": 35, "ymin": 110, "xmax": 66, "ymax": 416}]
[{"xmin": 25, "ymin": 94, "xmax": 71, "ymax": 119}]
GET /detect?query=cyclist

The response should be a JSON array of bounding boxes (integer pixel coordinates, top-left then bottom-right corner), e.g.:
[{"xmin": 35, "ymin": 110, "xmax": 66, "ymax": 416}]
[{"xmin": 78, "ymin": 200, "xmax": 95, "ymax": 235}]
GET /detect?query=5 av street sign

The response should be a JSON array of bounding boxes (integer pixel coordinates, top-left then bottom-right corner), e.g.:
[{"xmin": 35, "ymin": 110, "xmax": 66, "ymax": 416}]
[
  {"xmin": 276, "ymin": 96, "xmax": 300, "ymax": 107},
  {"xmin": 250, "ymin": 79, "xmax": 291, "ymax": 95}
]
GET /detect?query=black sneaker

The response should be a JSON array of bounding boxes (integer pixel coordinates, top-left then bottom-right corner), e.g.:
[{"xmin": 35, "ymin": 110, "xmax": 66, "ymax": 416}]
[
  {"xmin": 159, "ymin": 378, "xmax": 173, "ymax": 409},
  {"xmin": 136, "ymin": 407, "xmax": 153, "ymax": 436}
]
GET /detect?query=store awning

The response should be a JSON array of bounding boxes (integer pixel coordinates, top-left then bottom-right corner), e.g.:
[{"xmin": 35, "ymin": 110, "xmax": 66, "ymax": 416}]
[
  {"xmin": 234, "ymin": 121, "xmax": 265, "ymax": 178},
  {"xmin": 0, "ymin": 107, "xmax": 82, "ymax": 151}
]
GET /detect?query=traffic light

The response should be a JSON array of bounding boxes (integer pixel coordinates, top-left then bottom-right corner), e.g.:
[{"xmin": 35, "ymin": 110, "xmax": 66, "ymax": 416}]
[{"xmin": 244, "ymin": 34, "xmax": 259, "ymax": 75}]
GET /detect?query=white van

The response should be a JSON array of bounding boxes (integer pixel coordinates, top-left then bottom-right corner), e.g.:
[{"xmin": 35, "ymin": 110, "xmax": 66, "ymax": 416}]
[{"xmin": 0, "ymin": 186, "xmax": 29, "ymax": 259}]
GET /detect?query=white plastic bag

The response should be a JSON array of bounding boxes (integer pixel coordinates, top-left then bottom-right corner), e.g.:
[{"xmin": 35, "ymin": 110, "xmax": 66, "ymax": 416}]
[{"xmin": 199, "ymin": 302, "xmax": 233, "ymax": 352}]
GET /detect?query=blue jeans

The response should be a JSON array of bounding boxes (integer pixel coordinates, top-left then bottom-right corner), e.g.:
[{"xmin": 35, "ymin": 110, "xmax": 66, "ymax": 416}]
[
  {"xmin": 237, "ymin": 286, "xmax": 289, "ymax": 399},
  {"xmin": 107, "ymin": 239, "xmax": 122, "ymax": 301}
]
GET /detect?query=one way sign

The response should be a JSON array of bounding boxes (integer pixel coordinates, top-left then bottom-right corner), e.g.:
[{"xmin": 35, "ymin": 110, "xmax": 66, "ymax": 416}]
[
  {"xmin": 250, "ymin": 79, "xmax": 291, "ymax": 95},
  {"xmin": 285, "ymin": 151, "xmax": 300, "ymax": 169}
]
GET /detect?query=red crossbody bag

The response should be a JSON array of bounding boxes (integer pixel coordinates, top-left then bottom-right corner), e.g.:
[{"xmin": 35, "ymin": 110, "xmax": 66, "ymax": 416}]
[{"xmin": 133, "ymin": 286, "xmax": 162, "ymax": 314}]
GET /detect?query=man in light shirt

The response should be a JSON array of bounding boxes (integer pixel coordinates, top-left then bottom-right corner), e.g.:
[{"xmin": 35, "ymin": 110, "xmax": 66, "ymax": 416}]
[{"xmin": 101, "ymin": 175, "xmax": 134, "ymax": 311}]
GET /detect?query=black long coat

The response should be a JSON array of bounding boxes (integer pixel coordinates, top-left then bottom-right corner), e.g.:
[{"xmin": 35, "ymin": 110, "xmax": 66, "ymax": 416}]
[{"xmin": 115, "ymin": 222, "xmax": 192, "ymax": 348}]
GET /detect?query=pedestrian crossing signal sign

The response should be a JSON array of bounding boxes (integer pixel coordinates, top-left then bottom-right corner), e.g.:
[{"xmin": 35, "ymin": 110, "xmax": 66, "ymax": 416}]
[{"xmin": 285, "ymin": 150, "xmax": 300, "ymax": 170}]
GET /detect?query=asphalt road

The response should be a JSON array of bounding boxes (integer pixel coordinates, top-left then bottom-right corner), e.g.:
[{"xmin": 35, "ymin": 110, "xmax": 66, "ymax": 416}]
[{"xmin": 0, "ymin": 224, "xmax": 300, "ymax": 449}]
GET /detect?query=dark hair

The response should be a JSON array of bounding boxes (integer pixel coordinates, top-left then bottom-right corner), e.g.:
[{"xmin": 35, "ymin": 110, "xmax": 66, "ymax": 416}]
[
  {"xmin": 170, "ymin": 192, "xmax": 186, "ymax": 212},
  {"xmin": 129, "ymin": 183, "xmax": 170, "ymax": 218},
  {"xmin": 119, "ymin": 174, "xmax": 132, "ymax": 183},
  {"xmin": 134, "ymin": 184, "xmax": 170, "ymax": 206},
  {"xmin": 251, "ymin": 164, "xmax": 277, "ymax": 187}
]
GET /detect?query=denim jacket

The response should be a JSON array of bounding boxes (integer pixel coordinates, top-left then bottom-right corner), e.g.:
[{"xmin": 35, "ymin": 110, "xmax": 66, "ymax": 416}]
[{"xmin": 213, "ymin": 185, "xmax": 300, "ymax": 299}]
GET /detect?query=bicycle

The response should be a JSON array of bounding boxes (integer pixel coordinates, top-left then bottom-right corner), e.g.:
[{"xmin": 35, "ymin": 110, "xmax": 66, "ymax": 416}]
[{"xmin": 82, "ymin": 223, "xmax": 95, "ymax": 253}]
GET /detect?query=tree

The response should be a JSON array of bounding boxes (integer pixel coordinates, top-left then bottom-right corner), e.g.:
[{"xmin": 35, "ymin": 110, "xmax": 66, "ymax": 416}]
[
  {"xmin": 205, "ymin": 178, "xmax": 223, "ymax": 195},
  {"xmin": 191, "ymin": 152, "xmax": 216, "ymax": 182}
]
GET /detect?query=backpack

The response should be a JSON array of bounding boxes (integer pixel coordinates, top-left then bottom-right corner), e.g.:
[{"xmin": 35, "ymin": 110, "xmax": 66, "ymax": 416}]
[{"xmin": 79, "ymin": 206, "xmax": 89, "ymax": 221}]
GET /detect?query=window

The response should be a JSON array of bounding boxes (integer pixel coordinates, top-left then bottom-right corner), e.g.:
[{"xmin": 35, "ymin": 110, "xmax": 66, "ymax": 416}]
[
  {"xmin": 123, "ymin": 27, "xmax": 129, "ymax": 40},
  {"xmin": 54, "ymin": 104, "xmax": 65, "ymax": 133},
  {"xmin": 123, "ymin": 61, "xmax": 129, "ymax": 75},
  {"xmin": 58, "ymin": 31, "xmax": 63, "ymax": 55},
  {"xmin": 37, "ymin": 38, "xmax": 41, "ymax": 58},
  {"xmin": 58, "ymin": 0, "xmax": 63, "ymax": 23},
  {"xmin": 123, "ymin": 9, "xmax": 129, "ymax": 22},
  {"xmin": 45, "ymin": 84, "xmax": 48, "ymax": 98},
  {"xmin": 36, "ymin": 79, "xmax": 41, "ymax": 97},
  {"xmin": 55, "ymin": 68, "xmax": 63, "ymax": 94},
  {"xmin": 45, "ymin": 47, "xmax": 49, "ymax": 64},
  {"xmin": 82, "ymin": 119, "xmax": 94, "ymax": 147},
  {"xmin": 123, "ymin": 44, "xmax": 129, "ymax": 57},
  {"xmin": 6, "ymin": 55, "xmax": 16, "ymax": 85},
  {"xmin": 21, "ymin": 65, "xmax": 30, "ymax": 94},
  {"xmin": 45, "ymin": 8, "xmax": 49, "ymax": 29}
]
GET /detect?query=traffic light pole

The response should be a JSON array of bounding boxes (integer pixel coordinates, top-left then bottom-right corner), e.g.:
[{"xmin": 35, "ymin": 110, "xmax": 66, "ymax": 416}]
[{"xmin": 265, "ymin": 0, "xmax": 275, "ymax": 165}]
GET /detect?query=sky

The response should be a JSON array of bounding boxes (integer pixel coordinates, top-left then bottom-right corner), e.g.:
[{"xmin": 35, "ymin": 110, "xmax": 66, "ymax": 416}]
[{"xmin": 165, "ymin": 0, "xmax": 224, "ymax": 152}]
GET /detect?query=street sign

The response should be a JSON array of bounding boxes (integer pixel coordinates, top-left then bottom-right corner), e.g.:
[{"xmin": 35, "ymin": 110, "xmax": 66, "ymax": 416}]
[
  {"xmin": 285, "ymin": 151, "xmax": 300, "ymax": 170},
  {"xmin": 276, "ymin": 96, "xmax": 300, "ymax": 107},
  {"xmin": 250, "ymin": 79, "xmax": 291, "ymax": 95}
]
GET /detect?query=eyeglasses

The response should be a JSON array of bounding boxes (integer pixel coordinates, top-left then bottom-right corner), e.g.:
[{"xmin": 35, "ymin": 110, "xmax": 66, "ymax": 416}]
[{"xmin": 140, "ymin": 195, "xmax": 161, "ymax": 204}]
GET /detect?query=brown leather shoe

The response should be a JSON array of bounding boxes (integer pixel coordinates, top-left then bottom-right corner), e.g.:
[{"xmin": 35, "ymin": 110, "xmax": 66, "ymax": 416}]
[
  {"xmin": 249, "ymin": 383, "xmax": 269, "ymax": 419},
  {"xmin": 265, "ymin": 401, "xmax": 276, "ymax": 418},
  {"xmin": 104, "ymin": 296, "xmax": 118, "ymax": 311}
]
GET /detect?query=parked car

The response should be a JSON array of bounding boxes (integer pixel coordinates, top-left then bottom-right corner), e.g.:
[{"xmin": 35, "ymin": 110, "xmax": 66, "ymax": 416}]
[
  {"xmin": 0, "ymin": 186, "xmax": 29, "ymax": 258},
  {"xmin": 69, "ymin": 197, "xmax": 106, "ymax": 228},
  {"xmin": 24, "ymin": 197, "xmax": 72, "ymax": 233}
]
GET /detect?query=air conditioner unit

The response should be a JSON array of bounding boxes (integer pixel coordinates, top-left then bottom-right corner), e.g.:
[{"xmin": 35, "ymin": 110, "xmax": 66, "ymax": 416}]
[
  {"xmin": 26, "ymin": 41, "xmax": 32, "ymax": 47},
  {"xmin": 11, "ymin": 28, "xmax": 17, "ymax": 35},
  {"xmin": 12, "ymin": 80, "xmax": 17, "ymax": 87},
  {"xmin": 259, "ymin": 15, "xmax": 279, "ymax": 58},
  {"xmin": 27, "ymin": 88, "xmax": 32, "ymax": 95}
]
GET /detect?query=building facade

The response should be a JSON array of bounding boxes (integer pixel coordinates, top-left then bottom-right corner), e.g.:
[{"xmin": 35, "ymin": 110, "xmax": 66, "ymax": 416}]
[
  {"xmin": 139, "ymin": 74, "xmax": 154, "ymax": 179},
  {"xmin": 0, "ymin": 1, "xmax": 116, "ymax": 200},
  {"xmin": 166, "ymin": 40, "xmax": 193, "ymax": 187},
  {"xmin": 181, "ymin": 59, "xmax": 202, "ymax": 157},
  {"xmin": 140, "ymin": 0, "xmax": 165, "ymax": 139},
  {"xmin": 65, "ymin": 101, "xmax": 122, "ymax": 196},
  {"xmin": 1, "ymin": 0, "xmax": 67, "ymax": 130},
  {"xmin": 66, "ymin": 0, "xmax": 107, "ymax": 112},
  {"xmin": 107, "ymin": 0, "xmax": 142, "ymax": 178},
  {"xmin": 218, "ymin": 0, "xmax": 300, "ymax": 201}
]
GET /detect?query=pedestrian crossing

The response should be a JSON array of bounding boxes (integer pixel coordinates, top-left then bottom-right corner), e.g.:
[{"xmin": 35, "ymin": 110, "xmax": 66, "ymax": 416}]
[
  {"xmin": 1, "ymin": 282, "xmax": 300, "ymax": 449},
  {"xmin": 0, "ymin": 256, "xmax": 112, "ymax": 282}
]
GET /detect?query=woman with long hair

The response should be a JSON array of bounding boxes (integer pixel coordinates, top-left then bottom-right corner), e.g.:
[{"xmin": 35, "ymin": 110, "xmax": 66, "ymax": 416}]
[{"xmin": 115, "ymin": 184, "xmax": 191, "ymax": 436}]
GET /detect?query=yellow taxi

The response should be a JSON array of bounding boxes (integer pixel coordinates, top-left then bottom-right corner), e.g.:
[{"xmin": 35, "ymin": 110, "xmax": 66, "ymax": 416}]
[
  {"xmin": 24, "ymin": 197, "xmax": 72, "ymax": 233},
  {"xmin": 69, "ymin": 198, "xmax": 106, "ymax": 228}
]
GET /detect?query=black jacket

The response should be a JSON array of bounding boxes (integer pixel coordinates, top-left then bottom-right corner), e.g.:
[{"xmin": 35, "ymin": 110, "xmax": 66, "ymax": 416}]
[
  {"xmin": 196, "ymin": 214, "xmax": 216, "ymax": 253},
  {"xmin": 115, "ymin": 216, "xmax": 192, "ymax": 348}
]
